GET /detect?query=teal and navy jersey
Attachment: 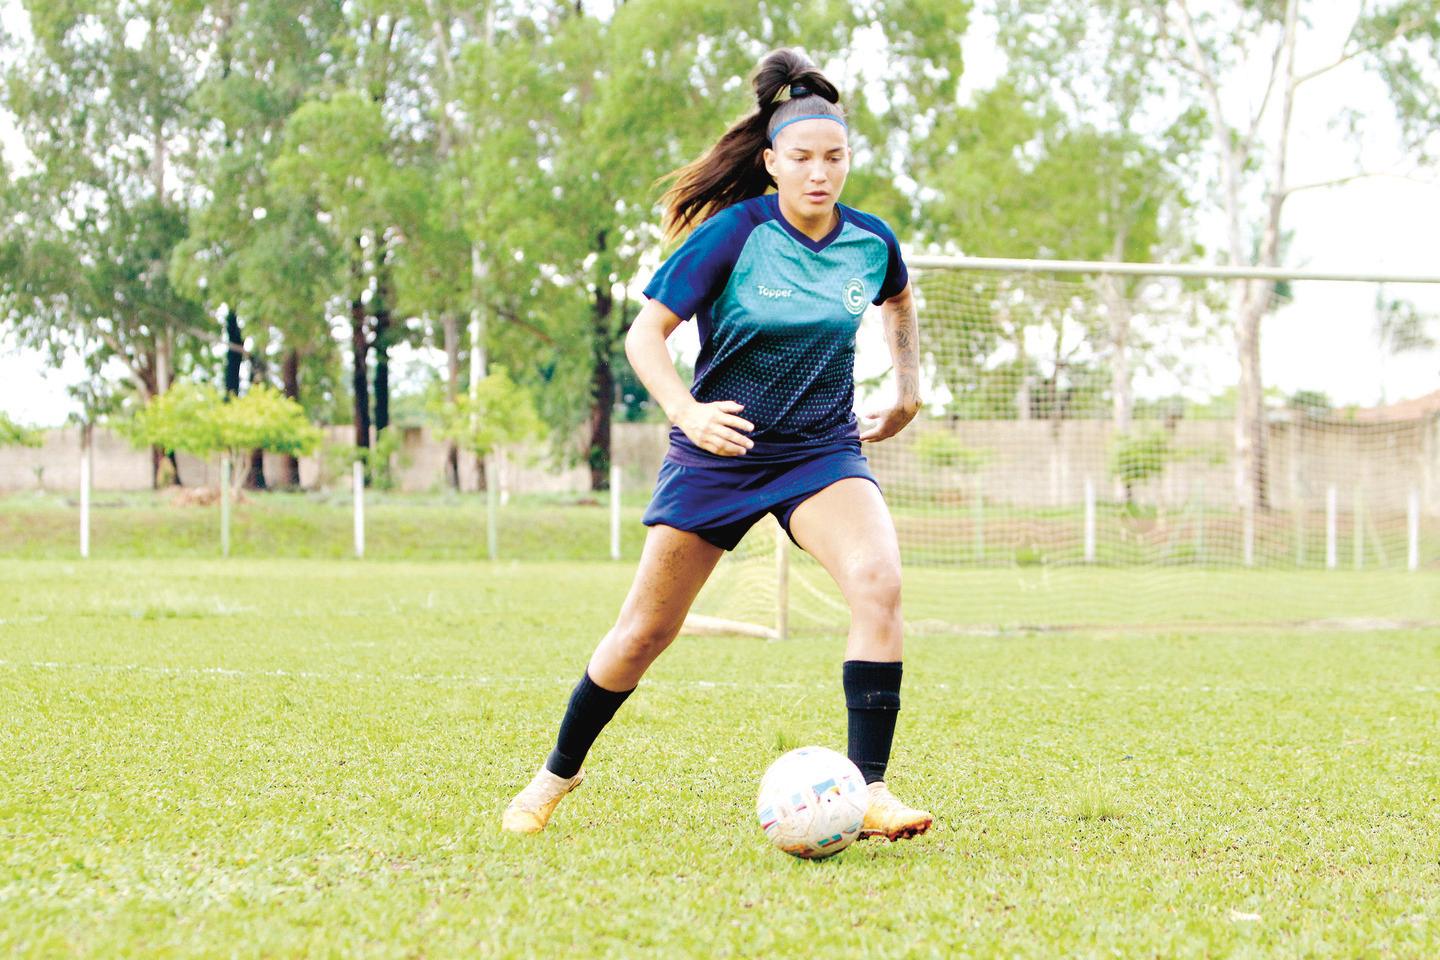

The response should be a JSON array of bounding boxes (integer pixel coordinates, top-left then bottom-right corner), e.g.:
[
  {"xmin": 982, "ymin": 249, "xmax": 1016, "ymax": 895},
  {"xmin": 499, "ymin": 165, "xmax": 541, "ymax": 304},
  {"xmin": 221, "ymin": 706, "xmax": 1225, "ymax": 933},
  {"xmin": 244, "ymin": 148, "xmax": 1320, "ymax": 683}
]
[{"xmin": 643, "ymin": 193, "xmax": 908, "ymax": 464}]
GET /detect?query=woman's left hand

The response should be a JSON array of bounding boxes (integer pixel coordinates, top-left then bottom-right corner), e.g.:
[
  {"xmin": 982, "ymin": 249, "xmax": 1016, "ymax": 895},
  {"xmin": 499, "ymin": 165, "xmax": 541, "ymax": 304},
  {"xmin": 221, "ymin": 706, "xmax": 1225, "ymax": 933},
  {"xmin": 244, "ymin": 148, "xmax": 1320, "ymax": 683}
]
[{"xmin": 858, "ymin": 402, "xmax": 919, "ymax": 442}]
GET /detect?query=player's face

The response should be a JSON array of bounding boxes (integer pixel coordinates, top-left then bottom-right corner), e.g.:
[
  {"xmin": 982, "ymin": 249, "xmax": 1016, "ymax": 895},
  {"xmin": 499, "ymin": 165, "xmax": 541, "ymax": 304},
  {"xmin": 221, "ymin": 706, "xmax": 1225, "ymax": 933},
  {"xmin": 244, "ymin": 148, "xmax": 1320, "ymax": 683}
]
[{"xmin": 763, "ymin": 120, "xmax": 850, "ymax": 218}]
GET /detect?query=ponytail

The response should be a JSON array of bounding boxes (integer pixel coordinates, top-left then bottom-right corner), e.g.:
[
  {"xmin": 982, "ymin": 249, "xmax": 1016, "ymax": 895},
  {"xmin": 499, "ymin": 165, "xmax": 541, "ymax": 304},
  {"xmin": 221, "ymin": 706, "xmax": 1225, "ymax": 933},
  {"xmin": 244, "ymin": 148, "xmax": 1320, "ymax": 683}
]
[{"xmin": 657, "ymin": 49, "xmax": 845, "ymax": 242}]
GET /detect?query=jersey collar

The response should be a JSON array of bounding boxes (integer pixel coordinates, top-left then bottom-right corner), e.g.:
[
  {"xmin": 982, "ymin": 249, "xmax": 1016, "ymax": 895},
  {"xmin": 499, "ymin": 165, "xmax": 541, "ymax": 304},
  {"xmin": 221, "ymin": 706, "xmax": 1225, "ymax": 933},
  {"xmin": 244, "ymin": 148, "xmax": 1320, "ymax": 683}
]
[{"xmin": 770, "ymin": 195, "xmax": 846, "ymax": 252}]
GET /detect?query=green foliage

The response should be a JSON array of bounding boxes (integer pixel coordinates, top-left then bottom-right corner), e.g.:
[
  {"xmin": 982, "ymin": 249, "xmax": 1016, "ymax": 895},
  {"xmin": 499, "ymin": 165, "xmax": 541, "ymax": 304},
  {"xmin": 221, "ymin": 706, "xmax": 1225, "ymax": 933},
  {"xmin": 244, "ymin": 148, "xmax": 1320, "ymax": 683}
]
[
  {"xmin": 0, "ymin": 412, "xmax": 42, "ymax": 448},
  {"xmin": 224, "ymin": 385, "xmax": 325, "ymax": 459},
  {"xmin": 323, "ymin": 427, "xmax": 412, "ymax": 491},
  {"xmin": 0, "ymin": 0, "xmax": 210, "ymax": 405},
  {"xmin": 427, "ymin": 367, "xmax": 544, "ymax": 459},
  {"xmin": 122, "ymin": 383, "xmax": 227, "ymax": 459},
  {"xmin": 912, "ymin": 431, "xmax": 985, "ymax": 472},
  {"xmin": 1288, "ymin": 390, "xmax": 1333, "ymax": 417},
  {"xmin": 124, "ymin": 383, "xmax": 321, "ymax": 464},
  {"xmin": 1109, "ymin": 428, "xmax": 1172, "ymax": 489},
  {"xmin": 1375, "ymin": 291, "xmax": 1438, "ymax": 356}
]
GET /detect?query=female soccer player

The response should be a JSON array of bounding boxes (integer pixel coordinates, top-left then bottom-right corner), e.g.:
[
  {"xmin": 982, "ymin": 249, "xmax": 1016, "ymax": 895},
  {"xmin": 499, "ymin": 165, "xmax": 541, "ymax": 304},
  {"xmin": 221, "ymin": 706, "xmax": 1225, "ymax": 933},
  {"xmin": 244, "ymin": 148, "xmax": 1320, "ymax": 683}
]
[{"xmin": 503, "ymin": 49, "xmax": 930, "ymax": 841}]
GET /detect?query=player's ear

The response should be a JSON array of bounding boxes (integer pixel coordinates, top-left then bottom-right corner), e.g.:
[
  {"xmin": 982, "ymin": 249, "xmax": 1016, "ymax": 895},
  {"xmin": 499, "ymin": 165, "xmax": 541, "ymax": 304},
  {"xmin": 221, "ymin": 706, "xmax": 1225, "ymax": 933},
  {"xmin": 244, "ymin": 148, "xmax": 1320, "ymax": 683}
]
[{"xmin": 762, "ymin": 146, "xmax": 776, "ymax": 178}]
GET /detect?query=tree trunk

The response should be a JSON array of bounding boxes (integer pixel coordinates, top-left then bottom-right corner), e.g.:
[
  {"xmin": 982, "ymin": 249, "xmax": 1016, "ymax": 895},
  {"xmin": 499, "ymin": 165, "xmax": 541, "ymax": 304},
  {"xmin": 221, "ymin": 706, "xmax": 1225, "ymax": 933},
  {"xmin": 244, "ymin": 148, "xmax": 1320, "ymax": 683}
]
[
  {"xmin": 151, "ymin": 445, "xmax": 181, "ymax": 488},
  {"xmin": 350, "ymin": 246, "xmax": 371, "ymax": 470},
  {"xmin": 281, "ymin": 347, "xmax": 302, "ymax": 489},
  {"xmin": 443, "ymin": 311, "xmax": 460, "ymax": 490},
  {"xmin": 373, "ymin": 276, "xmax": 392, "ymax": 437},
  {"xmin": 224, "ymin": 308, "xmax": 243, "ymax": 396},
  {"xmin": 588, "ymin": 231, "xmax": 614, "ymax": 491},
  {"xmin": 1098, "ymin": 232, "xmax": 1133, "ymax": 433},
  {"xmin": 1234, "ymin": 283, "xmax": 1271, "ymax": 512},
  {"xmin": 470, "ymin": 245, "xmax": 488, "ymax": 494},
  {"xmin": 243, "ymin": 349, "xmax": 268, "ymax": 491},
  {"xmin": 1101, "ymin": 277, "xmax": 1133, "ymax": 502}
]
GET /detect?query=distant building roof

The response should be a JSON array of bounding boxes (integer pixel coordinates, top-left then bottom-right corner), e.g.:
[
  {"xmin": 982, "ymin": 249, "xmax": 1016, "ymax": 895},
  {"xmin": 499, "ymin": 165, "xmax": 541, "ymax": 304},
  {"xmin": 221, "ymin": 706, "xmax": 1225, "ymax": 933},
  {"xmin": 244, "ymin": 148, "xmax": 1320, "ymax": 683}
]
[{"xmin": 1350, "ymin": 389, "xmax": 1440, "ymax": 423}]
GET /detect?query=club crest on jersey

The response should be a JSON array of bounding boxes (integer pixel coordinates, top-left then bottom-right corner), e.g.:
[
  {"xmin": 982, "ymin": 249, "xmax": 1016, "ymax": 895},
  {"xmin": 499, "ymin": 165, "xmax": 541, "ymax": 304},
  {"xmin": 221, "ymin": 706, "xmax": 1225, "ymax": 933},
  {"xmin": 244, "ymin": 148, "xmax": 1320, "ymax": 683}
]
[
  {"xmin": 843, "ymin": 278, "xmax": 867, "ymax": 314},
  {"xmin": 757, "ymin": 284, "xmax": 793, "ymax": 299}
]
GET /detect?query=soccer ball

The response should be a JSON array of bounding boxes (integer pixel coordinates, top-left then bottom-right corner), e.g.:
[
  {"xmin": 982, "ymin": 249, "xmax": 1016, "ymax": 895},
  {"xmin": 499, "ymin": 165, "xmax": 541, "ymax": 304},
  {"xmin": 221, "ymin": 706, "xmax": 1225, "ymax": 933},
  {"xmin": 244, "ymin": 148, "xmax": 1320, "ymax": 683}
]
[{"xmin": 756, "ymin": 746, "xmax": 868, "ymax": 859}]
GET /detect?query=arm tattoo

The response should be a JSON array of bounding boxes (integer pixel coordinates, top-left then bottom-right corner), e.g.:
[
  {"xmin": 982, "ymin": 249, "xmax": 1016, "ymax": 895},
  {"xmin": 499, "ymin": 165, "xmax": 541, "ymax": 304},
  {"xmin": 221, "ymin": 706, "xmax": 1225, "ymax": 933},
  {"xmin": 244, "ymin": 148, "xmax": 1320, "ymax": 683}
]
[{"xmin": 885, "ymin": 295, "xmax": 920, "ymax": 407}]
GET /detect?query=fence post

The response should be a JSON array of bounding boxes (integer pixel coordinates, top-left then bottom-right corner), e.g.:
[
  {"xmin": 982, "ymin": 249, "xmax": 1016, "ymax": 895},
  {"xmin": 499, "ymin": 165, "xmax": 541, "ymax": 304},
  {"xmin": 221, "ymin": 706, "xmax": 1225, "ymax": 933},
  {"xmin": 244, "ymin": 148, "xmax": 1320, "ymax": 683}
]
[
  {"xmin": 353, "ymin": 460, "xmax": 365, "ymax": 559},
  {"xmin": 1242, "ymin": 503, "xmax": 1255, "ymax": 567},
  {"xmin": 1352, "ymin": 487, "xmax": 1364, "ymax": 570},
  {"xmin": 971, "ymin": 473, "xmax": 984, "ymax": 562},
  {"xmin": 1410, "ymin": 487, "xmax": 1421, "ymax": 572},
  {"xmin": 485, "ymin": 454, "xmax": 499, "ymax": 561},
  {"xmin": 1083, "ymin": 477, "xmax": 1096, "ymax": 563},
  {"xmin": 79, "ymin": 435, "xmax": 91, "ymax": 559},
  {"xmin": 1325, "ymin": 485, "xmax": 1337, "ymax": 570},
  {"xmin": 220, "ymin": 454, "xmax": 232, "ymax": 558},
  {"xmin": 1193, "ymin": 479, "xmax": 1205, "ymax": 561},
  {"xmin": 1290, "ymin": 417, "xmax": 1303, "ymax": 567}
]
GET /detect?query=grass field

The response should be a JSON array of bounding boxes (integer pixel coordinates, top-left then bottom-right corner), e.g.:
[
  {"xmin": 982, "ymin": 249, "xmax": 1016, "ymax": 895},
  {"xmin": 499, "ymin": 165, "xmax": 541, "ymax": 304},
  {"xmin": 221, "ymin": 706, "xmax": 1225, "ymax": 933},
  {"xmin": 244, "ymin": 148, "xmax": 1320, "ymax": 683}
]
[{"xmin": 4, "ymin": 558, "xmax": 1440, "ymax": 956}]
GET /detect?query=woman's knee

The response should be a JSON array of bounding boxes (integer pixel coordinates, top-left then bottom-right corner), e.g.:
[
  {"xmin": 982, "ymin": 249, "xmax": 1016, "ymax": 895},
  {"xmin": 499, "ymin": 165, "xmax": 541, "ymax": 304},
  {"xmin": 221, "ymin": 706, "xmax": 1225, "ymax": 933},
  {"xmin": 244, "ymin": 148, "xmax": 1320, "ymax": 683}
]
[
  {"xmin": 844, "ymin": 558, "xmax": 902, "ymax": 617},
  {"xmin": 606, "ymin": 617, "xmax": 679, "ymax": 666}
]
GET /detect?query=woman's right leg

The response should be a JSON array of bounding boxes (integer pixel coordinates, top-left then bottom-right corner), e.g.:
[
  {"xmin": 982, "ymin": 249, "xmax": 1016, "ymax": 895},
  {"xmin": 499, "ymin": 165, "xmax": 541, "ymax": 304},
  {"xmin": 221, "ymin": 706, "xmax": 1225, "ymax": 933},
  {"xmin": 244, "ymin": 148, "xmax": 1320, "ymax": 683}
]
[
  {"xmin": 586, "ymin": 523, "xmax": 726, "ymax": 690},
  {"xmin": 503, "ymin": 524, "xmax": 724, "ymax": 833}
]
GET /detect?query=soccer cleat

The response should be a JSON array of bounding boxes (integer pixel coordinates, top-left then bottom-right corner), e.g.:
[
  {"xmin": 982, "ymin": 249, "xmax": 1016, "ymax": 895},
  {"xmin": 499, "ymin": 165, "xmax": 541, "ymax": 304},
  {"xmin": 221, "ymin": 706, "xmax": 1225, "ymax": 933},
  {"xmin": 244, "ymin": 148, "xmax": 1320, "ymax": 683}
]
[
  {"xmin": 501, "ymin": 766, "xmax": 585, "ymax": 834},
  {"xmin": 860, "ymin": 781, "xmax": 933, "ymax": 841}
]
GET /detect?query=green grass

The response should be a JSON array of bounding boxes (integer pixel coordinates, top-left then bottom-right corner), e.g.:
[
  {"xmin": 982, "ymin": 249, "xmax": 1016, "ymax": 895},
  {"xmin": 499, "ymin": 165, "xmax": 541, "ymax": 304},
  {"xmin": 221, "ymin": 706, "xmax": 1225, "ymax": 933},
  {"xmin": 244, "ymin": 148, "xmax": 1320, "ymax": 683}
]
[
  {"xmin": 0, "ymin": 490, "xmax": 650, "ymax": 561},
  {"xmin": 4, "ymin": 558, "xmax": 1440, "ymax": 956},
  {"xmin": 6, "ymin": 489, "xmax": 1437, "ymax": 572}
]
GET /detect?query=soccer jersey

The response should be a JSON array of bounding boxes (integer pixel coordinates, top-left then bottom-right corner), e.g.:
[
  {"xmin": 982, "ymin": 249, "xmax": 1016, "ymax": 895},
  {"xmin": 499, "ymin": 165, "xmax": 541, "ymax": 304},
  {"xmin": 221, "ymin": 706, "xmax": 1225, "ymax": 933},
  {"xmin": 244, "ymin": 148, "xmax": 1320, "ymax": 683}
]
[{"xmin": 643, "ymin": 193, "xmax": 908, "ymax": 465}]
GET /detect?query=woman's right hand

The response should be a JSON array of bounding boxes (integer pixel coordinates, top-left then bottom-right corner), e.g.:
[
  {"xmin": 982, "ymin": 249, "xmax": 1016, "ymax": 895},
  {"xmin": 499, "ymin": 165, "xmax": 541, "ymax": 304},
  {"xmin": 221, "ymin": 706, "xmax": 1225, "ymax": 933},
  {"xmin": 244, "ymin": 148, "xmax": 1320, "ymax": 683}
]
[{"xmin": 672, "ymin": 400, "xmax": 755, "ymax": 456}]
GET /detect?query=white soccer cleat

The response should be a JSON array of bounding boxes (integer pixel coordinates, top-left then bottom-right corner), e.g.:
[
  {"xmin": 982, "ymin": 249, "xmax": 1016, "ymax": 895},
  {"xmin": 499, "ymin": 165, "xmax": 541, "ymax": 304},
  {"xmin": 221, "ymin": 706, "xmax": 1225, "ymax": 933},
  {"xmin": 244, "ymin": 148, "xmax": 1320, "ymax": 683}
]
[
  {"xmin": 502, "ymin": 766, "xmax": 585, "ymax": 834},
  {"xmin": 860, "ymin": 781, "xmax": 933, "ymax": 841}
]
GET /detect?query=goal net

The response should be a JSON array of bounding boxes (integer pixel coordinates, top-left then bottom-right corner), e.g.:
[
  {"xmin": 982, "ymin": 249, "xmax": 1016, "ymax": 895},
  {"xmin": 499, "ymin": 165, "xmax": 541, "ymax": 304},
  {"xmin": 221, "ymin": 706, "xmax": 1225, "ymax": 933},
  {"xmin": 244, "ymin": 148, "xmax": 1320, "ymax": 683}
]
[{"xmin": 680, "ymin": 258, "xmax": 1440, "ymax": 637}]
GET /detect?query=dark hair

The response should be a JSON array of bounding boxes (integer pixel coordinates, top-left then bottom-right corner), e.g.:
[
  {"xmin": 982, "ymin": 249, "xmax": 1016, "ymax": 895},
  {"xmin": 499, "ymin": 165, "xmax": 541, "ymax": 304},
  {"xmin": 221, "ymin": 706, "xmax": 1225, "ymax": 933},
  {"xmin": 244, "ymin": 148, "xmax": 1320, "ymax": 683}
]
[{"xmin": 657, "ymin": 49, "xmax": 845, "ymax": 241}]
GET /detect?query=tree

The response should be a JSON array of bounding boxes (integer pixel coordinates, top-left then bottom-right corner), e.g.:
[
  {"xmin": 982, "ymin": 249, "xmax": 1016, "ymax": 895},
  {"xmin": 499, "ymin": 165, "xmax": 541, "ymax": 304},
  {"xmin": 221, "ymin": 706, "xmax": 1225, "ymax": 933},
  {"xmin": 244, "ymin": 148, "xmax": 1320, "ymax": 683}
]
[
  {"xmin": 426, "ymin": 366, "xmax": 544, "ymax": 461},
  {"xmin": 125, "ymin": 381, "xmax": 321, "ymax": 552},
  {"xmin": 1109, "ymin": 428, "xmax": 1172, "ymax": 507},
  {"xmin": 125, "ymin": 382, "xmax": 321, "ymax": 490},
  {"xmin": 271, "ymin": 92, "xmax": 394, "ymax": 468},
  {"xmin": 1375, "ymin": 289, "xmax": 1438, "ymax": 400},
  {"xmin": 1, "ymin": 0, "xmax": 213, "ymax": 486},
  {"xmin": 171, "ymin": 0, "xmax": 345, "ymax": 490},
  {"xmin": 0, "ymin": 411, "xmax": 41, "ymax": 448},
  {"xmin": 942, "ymin": 6, "xmax": 1203, "ymax": 431},
  {"xmin": 457, "ymin": 0, "xmax": 974, "ymax": 489},
  {"xmin": 1138, "ymin": 0, "xmax": 1439, "ymax": 511}
]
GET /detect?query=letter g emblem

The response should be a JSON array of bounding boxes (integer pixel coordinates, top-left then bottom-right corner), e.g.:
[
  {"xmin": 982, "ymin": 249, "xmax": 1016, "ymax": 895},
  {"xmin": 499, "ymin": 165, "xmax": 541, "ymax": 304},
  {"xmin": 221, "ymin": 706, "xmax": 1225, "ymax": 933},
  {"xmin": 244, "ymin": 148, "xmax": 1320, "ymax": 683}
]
[{"xmin": 843, "ymin": 278, "xmax": 866, "ymax": 315}]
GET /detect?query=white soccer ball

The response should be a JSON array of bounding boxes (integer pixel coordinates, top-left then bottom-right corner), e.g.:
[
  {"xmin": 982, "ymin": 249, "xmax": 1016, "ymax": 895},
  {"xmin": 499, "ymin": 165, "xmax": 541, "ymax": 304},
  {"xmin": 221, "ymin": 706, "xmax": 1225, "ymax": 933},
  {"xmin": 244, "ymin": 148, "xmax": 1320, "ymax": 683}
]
[{"xmin": 756, "ymin": 746, "xmax": 868, "ymax": 859}]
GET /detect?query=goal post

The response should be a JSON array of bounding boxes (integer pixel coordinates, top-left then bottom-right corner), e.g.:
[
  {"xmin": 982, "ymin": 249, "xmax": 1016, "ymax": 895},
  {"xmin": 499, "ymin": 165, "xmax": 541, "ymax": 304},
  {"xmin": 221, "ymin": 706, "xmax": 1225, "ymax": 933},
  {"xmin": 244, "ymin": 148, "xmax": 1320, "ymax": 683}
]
[{"xmin": 678, "ymin": 256, "xmax": 1440, "ymax": 637}]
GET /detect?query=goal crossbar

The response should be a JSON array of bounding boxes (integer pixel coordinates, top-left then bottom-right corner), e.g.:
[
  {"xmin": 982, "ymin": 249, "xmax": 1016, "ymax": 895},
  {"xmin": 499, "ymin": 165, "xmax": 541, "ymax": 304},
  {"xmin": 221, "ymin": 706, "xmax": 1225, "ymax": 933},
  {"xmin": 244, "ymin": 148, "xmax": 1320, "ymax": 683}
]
[{"xmin": 907, "ymin": 255, "xmax": 1440, "ymax": 285}]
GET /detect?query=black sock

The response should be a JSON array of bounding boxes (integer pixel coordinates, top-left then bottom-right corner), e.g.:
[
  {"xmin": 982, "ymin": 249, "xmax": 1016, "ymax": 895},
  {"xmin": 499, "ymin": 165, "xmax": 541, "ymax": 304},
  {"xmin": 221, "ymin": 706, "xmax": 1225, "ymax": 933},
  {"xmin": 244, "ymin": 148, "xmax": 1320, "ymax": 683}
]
[
  {"xmin": 843, "ymin": 659, "xmax": 902, "ymax": 784},
  {"xmin": 544, "ymin": 671, "xmax": 634, "ymax": 778}
]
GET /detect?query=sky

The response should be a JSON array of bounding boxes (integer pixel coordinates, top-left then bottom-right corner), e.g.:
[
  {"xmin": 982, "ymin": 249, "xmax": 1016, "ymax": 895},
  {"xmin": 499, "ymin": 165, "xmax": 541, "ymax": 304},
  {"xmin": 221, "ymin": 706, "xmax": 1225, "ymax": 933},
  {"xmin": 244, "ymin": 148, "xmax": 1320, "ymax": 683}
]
[{"xmin": 1, "ymin": 1, "xmax": 1437, "ymax": 427}]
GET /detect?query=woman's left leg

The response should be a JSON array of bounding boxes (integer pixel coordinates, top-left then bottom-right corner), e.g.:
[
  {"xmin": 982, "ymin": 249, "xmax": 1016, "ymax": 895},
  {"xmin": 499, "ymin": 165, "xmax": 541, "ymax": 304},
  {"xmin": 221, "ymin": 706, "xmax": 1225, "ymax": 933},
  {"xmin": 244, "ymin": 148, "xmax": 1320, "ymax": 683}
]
[
  {"xmin": 786, "ymin": 476, "xmax": 903, "ymax": 662},
  {"xmin": 787, "ymin": 477, "xmax": 933, "ymax": 840}
]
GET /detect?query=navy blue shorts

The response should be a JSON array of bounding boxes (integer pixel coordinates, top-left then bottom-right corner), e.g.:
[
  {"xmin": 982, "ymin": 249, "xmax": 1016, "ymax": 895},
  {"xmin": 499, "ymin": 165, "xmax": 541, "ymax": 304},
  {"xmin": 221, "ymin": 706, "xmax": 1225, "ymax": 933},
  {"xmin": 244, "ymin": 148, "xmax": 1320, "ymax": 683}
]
[{"xmin": 641, "ymin": 440, "xmax": 880, "ymax": 551}]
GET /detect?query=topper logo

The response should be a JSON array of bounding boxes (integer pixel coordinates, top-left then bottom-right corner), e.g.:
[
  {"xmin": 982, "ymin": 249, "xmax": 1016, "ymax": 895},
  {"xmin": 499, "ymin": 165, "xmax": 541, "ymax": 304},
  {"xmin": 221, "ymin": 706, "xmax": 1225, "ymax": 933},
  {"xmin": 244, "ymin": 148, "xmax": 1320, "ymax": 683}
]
[{"xmin": 757, "ymin": 284, "xmax": 793, "ymax": 299}]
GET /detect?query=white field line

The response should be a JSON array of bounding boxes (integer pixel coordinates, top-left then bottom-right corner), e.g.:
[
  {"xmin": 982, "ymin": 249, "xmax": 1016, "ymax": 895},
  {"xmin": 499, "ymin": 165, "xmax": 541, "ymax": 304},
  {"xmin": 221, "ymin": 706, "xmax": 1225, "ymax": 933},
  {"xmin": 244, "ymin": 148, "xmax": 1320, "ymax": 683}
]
[
  {"xmin": 1, "ymin": 659, "xmax": 1437, "ymax": 694},
  {"xmin": 0, "ymin": 659, "xmax": 813, "ymax": 690}
]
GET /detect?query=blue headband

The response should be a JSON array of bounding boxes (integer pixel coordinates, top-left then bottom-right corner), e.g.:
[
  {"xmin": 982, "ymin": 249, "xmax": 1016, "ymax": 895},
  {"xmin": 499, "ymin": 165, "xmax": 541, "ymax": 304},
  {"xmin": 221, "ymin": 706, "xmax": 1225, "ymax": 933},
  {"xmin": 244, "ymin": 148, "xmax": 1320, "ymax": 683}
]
[{"xmin": 768, "ymin": 113, "xmax": 848, "ymax": 144}]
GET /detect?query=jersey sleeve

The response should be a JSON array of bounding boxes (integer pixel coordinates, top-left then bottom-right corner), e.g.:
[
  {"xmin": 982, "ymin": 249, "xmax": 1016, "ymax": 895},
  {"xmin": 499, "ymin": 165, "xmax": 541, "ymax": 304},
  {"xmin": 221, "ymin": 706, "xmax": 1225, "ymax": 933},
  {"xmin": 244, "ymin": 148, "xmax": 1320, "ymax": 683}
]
[
  {"xmin": 872, "ymin": 217, "xmax": 909, "ymax": 305},
  {"xmin": 642, "ymin": 208, "xmax": 748, "ymax": 321}
]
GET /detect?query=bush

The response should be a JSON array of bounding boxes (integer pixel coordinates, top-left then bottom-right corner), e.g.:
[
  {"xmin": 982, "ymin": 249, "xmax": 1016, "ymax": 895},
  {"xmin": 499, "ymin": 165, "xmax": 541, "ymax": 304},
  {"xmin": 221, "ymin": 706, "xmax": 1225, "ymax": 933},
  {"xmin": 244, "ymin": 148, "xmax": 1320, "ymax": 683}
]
[
  {"xmin": 427, "ymin": 366, "xmax": 544, "ymax": 458},
  {"xmin": 0, "ymin": 412, "xmax": 42, "ymax": 448},
  {"xmin": 912, "ymin": 431, "xmax": 986, "ymax": 472},
  {"xmin": 123, "ymin": 383, "xmax": 322, "ymax": 489},
  {"xmin": 1109, "ymin": 429, "xmax": 1172, "ymax": 504}
]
